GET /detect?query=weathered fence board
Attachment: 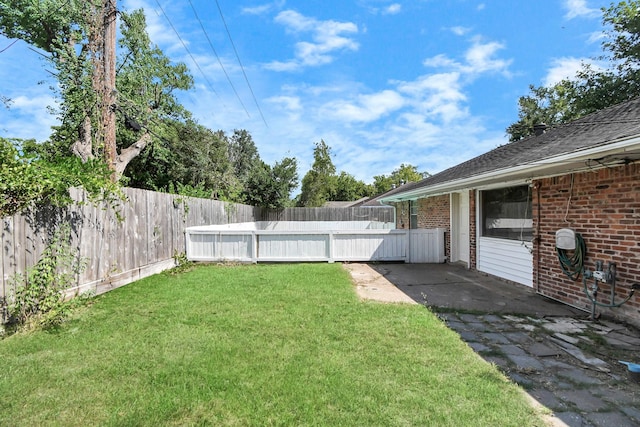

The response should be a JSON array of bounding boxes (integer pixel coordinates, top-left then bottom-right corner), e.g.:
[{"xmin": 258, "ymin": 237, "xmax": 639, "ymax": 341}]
[
  {"xmin": 260, "ymin": 207, "xmax": 393, "ymax": 223},
  {"xmin": 1, "ymin": 189, "xmax": 395, "ymax": 301},
  {"xmin": 0, "ymin": 188, "xmax": 259, "ymax": 299}
]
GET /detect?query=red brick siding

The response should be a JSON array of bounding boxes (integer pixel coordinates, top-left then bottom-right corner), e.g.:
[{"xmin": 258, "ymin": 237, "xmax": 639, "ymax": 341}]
[
  {"xmin": 534, "ymin": 163, "xmax": 640, "ymax": 324},
  {"xmin": 392, "ymin": 196, "xmax": 451, "ymax": 260},
  {"xmin": 417, "ymin": 196, "xmax": 450, "ymax": 229},
  {"xmin": 418, "ymin": 196, "xmax": 451, "ymax": 260}
]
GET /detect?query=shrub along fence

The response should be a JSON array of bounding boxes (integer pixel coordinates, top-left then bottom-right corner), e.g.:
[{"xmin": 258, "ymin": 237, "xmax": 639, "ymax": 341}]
[{"xmin": 1, "ymin": 188, "xmax": 393, "ymax": 302}]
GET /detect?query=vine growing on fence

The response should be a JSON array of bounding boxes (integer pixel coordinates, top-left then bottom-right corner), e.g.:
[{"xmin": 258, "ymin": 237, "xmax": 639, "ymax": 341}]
[{"xmin": 5, "ymin": 223, "xmax": 87, "ymax": 332}]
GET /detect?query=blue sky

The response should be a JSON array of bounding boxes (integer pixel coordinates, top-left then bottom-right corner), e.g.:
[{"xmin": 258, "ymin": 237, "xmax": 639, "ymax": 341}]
[{"xmin": 0, "ymin": 0, "xmax": 612, "ymax": 187}]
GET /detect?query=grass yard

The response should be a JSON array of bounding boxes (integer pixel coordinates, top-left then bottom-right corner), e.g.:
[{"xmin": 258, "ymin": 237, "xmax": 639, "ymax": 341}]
[{"xmin": 0, "ymin": 263, "xmax": 547, "ymax": 426}]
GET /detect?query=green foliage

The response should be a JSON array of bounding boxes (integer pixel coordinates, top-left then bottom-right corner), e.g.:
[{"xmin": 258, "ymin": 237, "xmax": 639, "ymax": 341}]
[
  {"xmin": 0, "ymin": 137, "xmax": 123, "ymax": 217},
  {"xmin": 228, "ymin": 129, "xmax": 260, "ymax": 186},
  {"xmin": 332, "ymin": 171, "xmax": 373, "ymax": 201},
  {"xmin": 298, "ymin": 144, "xmax": 428, "ymax": 206},
  {"xmin": 6, "ymin": 223, "xmax": 87, "ymax": 331},
  {"xmin": 372, "ymin": 163, "xmax": 430, "ymax": 194},
  {"xmin": 1, "ymin": 2, "xmax": 194, "ymax": 176},
  {"xmin": 165, "ymin": 250, "xmax": 194, "ymax": 275},
  {"xmin": 244, "ymin": 157, "xmax": 298, "ymax": 209},
  {"xmin": 127, "ymin": 121, "xmax": 232, "ymax": 197},
  {"xmin": 114, "ymin": 9, "xmax": 194, "ymax": 166},
  {"xmin": 298, "ymin": 140, "xmax": 337, "ymax": 207},
  {"xmin": 1, "ymin": 4, "xmax": 298, "ymax": 206}
]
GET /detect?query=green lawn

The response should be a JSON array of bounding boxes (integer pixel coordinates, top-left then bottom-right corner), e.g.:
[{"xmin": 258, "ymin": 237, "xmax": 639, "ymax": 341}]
[{"xmin": 0, "ymin": 263, "xmax": 547, "ymax": 426}]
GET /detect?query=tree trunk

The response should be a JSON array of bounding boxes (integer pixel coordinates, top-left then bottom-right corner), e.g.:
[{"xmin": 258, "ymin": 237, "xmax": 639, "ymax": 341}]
[
  {"xmin": 71, "ymin": 116, "xmax": 95, "ymax": 162},
  {"xmin": 103, "ymin": 0, "xmax": 117, "ymax": 179},
  {"xmin": 114, "ymin": 133, "xmax": 151, "ymax": 178}
]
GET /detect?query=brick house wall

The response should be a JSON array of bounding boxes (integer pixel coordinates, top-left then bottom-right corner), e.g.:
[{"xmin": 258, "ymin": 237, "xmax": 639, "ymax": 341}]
[
  {"xmin": 392, "ymin": 196, "xmax": 451, "ymax": 261},
  {"xmin": 534, "ymin": 163, "xmax": 640, "ymax": 324},
  {"xmin": 418, "ymin": 196, "xmax": 451, "ymax": 260}
]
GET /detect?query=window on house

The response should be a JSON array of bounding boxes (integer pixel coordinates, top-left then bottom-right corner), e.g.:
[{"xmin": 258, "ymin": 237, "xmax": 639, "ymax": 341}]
[
  {"xmin": 481, "ymin": 185, "xmax": 532, "ymax": 241},
  {"xmin": 410, "ymin": 200, "xmax": 418, "ymax": 229}
]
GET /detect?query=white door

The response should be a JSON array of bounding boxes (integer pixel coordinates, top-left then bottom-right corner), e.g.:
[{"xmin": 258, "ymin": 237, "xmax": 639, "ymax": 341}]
[{"xmin": 451, "ymin": 192, "xmax": 470, "ymax": 266}]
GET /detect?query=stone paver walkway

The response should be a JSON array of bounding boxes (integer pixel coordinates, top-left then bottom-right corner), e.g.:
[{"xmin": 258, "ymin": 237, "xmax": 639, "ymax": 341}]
[
  {"xmin": 439, "ymin": 312, "xmax": 640, "ymax": 427},
  {"xmin": 345, "ymin": 262, "xmax": 640, "ymax": 426}
]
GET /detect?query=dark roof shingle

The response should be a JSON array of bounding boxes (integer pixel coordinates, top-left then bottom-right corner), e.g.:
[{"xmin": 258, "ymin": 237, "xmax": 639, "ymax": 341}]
[{"xmin": 382, "ymin": 97, "xmax": 640, "ymax": 199}]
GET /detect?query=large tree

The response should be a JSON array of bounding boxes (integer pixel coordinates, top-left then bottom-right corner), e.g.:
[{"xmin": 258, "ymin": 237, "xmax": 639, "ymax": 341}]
[
  {"xmin": 372, "ymin": 164, "xmax": 429, "ymax": 194},
  {"xmin": 244, "ymin": 157, "xmax": 298, "ymax": 209},
  {"xmin": 0, "ymin": 1, "xmax": 193, "ymax": 178},
  {"xmin": 298, "ymin": 140, "xmax": 337, "ymax": 207},
  {"xmin": 506, "ymin": 1, "xmax": 640, "ymax": 141},
  {"xmin": 332, "ymin": 171, "xmax": 373, "ymax": 201}
]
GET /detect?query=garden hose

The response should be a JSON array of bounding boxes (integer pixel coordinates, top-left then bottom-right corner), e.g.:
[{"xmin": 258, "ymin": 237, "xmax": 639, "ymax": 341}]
[{"xmin": 556, "ymin": 232, "xmax": 586, "ymax": 281}]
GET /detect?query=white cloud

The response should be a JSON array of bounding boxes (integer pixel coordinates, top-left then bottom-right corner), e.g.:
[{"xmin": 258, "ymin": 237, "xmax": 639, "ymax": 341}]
[
  {"xmin": 543, "ymin": 57, "xmax": 584, "ymax": 86},
  {"xmin": 267, "ymin": 95, "xmax": 303, "ymax": 112},
  {"xmin": 587, "ymin": 30, "xmax": 606, "ymax": 45},
  {"xmin": 1, "ymin": 94, "xmax": 59, "ymax": 142},
  {"xmin": 266, "ymin": 10, "xmax": 359, "ymax": 71},
  {"xmin": 423, "ymin": 37, "xmax": 512, "ymax": 78},
  {"xmin": 383, "ymin": 4, "xmax": 402, "ymax": 15},
  {"xmin": 543, "ymin": 57, "xmax": 604, "ymax": 86},
  {"xmin": 563, "ymin": 0, "xmax": 600, "ymax": 20},
  {"xmin": 450, "ymin": 26, "xmax": 472, "ymax": 36},
  {"xmin": 242, "ymin": 0, "xmax": 286, "ymax": 15},
  {"xmin": 396, "ymin": 73, "xmax": 468, "ymax": 122},
  {"xmin": 464, "ymin": 38, "xmax": 512, "ymax": 75},
  {"xmin": 321, "ymin": 90, "xmax": 405, "ymax": 122}
]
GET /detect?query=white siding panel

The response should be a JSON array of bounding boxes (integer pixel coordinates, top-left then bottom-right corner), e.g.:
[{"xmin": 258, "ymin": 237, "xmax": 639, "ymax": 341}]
[{"xmin": 477, "ymin": 237, "xmax": 533, "ymax": 287}]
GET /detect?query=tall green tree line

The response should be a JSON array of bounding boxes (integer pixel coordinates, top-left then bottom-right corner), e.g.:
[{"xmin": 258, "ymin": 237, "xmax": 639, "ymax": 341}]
[{"xmin": 297, "ymin": 140, "xmax": 428, "ymax": 207}]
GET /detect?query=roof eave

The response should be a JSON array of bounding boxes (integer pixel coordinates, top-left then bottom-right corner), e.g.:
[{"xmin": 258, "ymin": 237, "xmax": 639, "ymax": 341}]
[{"xmin": 380, "ymin": 136, "xmax": 640, "ymax": 202}]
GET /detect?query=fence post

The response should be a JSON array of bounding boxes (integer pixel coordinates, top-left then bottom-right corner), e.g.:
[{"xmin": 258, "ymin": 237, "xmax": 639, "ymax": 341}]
[
  {"xmin": 328, "ymin": 231, "xmax": 334, "ymax": 263},
  {"xmin": 251, "ymin": 231, "xmax": 258, "ymax": 263}
]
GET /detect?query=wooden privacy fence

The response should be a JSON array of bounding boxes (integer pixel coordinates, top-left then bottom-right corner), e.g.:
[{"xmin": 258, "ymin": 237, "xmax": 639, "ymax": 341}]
[
  {"xmin": 1, "ymin": 189, "xmax": 395, "ymax": 301},
  {"xmin": 1, "ymin": 188, "xmax": 259, "ymax": 300},
  {"xmin": 260, "ymin": 207, "xmax": 394, "ymax": 223},
  {"xmin": 185, "ymin": 225, "xmax": 446, "ymax": 264}
]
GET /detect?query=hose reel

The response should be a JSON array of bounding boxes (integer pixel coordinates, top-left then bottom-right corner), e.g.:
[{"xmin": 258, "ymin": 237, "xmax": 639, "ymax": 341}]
[{"xmin": 555, "ymin": 229, "xmax": 638, "ymax": 320}]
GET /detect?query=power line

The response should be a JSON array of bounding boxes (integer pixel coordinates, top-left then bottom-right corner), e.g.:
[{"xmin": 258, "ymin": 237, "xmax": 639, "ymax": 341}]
[
  {"xmin": 0, "ymin": 39, "xmax": 19, "ymax": 53},
  {"xmin": 153, "ymin": 0, "xmax": 226, "ymax": 109},
  {"xmin": 187, "ymin": 0, "xmax": 251, "ymax": 119},
  {"xmin": 214, "ymin": 0, "xmax": 268, "ymax": 127}
]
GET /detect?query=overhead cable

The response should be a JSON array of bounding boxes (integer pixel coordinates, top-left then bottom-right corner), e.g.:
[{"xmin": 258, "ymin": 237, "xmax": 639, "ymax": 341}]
[
  {"xmin": 0, "ymin": 39, "xmax": 18, "ymax": 53},
  {"xmin": 187, "ymin": 0, "xmax": 251, "ymax": 119},
  {"xmin": 153, "ymin": 0, "xmax": 226, "ymax": 109},
  {"xmin": 214, "ymin": 0, "xmax": 268, "ymax": 127}
]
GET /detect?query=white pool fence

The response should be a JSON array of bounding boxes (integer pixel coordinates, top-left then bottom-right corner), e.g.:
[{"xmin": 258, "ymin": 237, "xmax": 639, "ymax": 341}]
[{"xmin": 185, "ymin": 222, "xmax": 446, "ymax": 264}]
